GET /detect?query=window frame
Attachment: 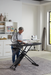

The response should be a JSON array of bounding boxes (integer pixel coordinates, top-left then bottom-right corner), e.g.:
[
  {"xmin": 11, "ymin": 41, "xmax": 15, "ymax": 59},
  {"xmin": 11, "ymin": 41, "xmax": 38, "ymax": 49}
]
[{"xmin": 49, "ymin": 11, "xmax": 51, "ymax": 44}]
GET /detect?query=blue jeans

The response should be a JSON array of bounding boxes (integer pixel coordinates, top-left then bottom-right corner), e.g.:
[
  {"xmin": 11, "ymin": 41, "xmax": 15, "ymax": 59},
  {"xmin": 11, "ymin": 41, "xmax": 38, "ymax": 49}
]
[{"xmin": 11, "ymin": 46, "xmax": 20, "ymax": 63}]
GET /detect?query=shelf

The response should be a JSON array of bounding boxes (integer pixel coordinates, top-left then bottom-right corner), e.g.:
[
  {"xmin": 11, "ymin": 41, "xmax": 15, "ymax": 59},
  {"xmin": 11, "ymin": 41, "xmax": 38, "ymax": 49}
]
[
  {"xmin": 0, "ymin": 22, "xmax": 17, "ymax": 34},
  {"xmin": 0, "ymin": 25, "xmax": 5, "ymax": 27},
  {"xmin": 0, "ymin": 21, "xmax": 5, "ymax": 22},
  {"xmin": 0, "ymin": 21, "xmax": 9, "ymax": 22}
]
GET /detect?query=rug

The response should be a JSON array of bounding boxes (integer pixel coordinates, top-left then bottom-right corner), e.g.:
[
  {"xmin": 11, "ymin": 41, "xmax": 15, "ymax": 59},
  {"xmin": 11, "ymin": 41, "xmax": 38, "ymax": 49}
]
[{"xmin": 0, "ymin": 57, "xmax": 51, "ymax": 75}]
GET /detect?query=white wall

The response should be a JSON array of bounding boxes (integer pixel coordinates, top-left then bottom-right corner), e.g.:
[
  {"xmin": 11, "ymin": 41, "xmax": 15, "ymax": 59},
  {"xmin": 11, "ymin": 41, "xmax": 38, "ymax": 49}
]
[
  {"xmin": 22, "ymin": 2, "xmax": 51, "ymax": 51},
  {"xmin": 0, "ymin": 0, "xmax": 39, "ymax": 40},
  {"xmin": 44, "ymin": 3, "xmax": 51, "ymax": 51},
  {"xmin": 0, "ymin": 0, "xmax": 22, "ymax": 28},
  {"xmin": 22, "ymin": 3, "xmax": 38, "ymax": 39},
  {"xmin": 38, "ymin": 3, "xmax": 51, "ymax": 51},
  {"xmin": 37, "ymin": 5, "xmax": 46, "ymax": 50}
]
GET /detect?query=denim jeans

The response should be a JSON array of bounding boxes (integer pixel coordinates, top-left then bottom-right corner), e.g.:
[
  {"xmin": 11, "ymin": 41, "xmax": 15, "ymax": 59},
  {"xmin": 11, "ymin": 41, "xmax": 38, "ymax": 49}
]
[{"xmin": 11, "ymin": 46, "xmax": 20, "ymax": 63}]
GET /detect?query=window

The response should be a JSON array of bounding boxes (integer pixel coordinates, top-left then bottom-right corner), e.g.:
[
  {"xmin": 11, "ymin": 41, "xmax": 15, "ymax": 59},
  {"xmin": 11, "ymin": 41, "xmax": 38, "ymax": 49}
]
[{"xmin": 49, "ymin": 11, "xmax": 51, "ymax": 44}]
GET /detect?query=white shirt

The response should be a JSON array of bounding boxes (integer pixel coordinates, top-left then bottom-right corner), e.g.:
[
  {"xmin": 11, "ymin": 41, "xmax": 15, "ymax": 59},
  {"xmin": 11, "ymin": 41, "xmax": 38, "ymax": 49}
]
[
  {"xmin": 12, "ymin": 32, "xmax": 23, "ymax": 43},
  {"xmin": 17, "ymin": 32, "xmax": 23, "ymax": 41}
]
